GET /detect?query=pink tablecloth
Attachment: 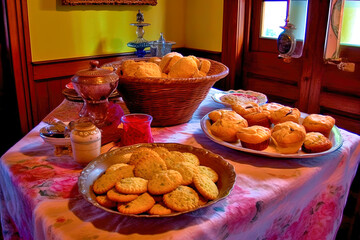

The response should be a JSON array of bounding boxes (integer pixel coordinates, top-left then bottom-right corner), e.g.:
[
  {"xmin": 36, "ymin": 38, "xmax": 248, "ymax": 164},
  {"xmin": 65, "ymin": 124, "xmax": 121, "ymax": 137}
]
[{"xmin": 1, "ymin": 88, "xmax": 359, "ymax": 240}]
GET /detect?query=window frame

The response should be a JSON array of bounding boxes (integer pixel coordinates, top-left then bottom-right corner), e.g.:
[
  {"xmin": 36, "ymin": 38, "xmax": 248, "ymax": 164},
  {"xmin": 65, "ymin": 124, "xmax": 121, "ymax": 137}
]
[{"xmin": 252, "ymin": 0, "xmax": 360, "ymax": 61}]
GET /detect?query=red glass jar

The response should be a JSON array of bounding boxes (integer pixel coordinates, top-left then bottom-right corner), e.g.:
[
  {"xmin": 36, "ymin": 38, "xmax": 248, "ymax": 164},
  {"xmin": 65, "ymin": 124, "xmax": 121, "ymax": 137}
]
[{"xmin": 121, "ymin": 114, "xmax": 154, "ymax": 146}]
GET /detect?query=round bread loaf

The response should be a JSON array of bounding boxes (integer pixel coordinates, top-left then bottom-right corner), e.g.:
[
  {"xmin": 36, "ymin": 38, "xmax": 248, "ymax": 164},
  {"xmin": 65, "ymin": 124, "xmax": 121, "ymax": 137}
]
[
  {"xmin": 302, "ymin": 114, "xmax": 335, "ymax": 138},
  {"xmin": 168, "ymin": 56, "xmax": 199, "ymax": 78},
  {"xmin": 159, "ymin": 52, "xmax": 183, "ymax": 73},
  {"xmin": 302, "ymin": 132, "xmax": 332, "ymax": 153},
  {"xmin": 271, "ymin": 121, "xmax": 306, "ymax": 154},
  {"xmin": 236, "ymin": 125, "xmax": 271, "ymax": 150}
]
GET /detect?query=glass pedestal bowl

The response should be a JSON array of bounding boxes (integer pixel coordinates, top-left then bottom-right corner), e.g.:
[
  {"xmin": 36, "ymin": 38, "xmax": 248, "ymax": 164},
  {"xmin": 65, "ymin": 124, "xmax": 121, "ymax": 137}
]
[{"xmin": 71, "ymin": 61, "xmax": 119, "ymax": 128}]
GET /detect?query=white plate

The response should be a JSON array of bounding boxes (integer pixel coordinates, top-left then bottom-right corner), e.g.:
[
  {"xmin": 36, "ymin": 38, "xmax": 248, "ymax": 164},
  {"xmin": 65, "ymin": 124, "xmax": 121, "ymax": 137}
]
[
  {"xmin": 212, "ymin": 89, "xmax": 268, "ymax": 107},
  {"xmin": 200, "ymin": 111, "xmax": 343, "ymax": 158}
]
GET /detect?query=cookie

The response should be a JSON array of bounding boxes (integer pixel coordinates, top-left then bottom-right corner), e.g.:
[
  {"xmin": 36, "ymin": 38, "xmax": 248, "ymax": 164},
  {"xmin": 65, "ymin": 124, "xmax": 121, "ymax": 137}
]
[
  {"xmin": 105, "ymin": 163, "xmax": 129, "ymax": 174},
  {"xmin": 96, "ymin": 195, "xmax": 117, "ymax": 208},
  {"xmin": 134, "ymin": 155, "xmax": 167, "ymax": 180},
  {"xmin": 162, "ymin": 151, "xmax": 187, "ymax": 168},
  {"xmin": 116, "ymin": 152, "xmax": 132, "ymax": 164},
  {"xmin": 117, "ymin": 192, "xmax": 155, "ymax": 215},
  {"xmin": 128, "ymin": 147, "xmax": 160, "ymax": 166},
  {"xmin": 197, "ymin": 166, "xmax": 219, "ymax": 183},
  {"xmin": 193, "ymin": 174, "xmax": 219, "ymax": 200},
  {"xmin": 106, "ymin": 152, "xmax": 132, "ymax": 164},
  {"xmin": 148, "ymin": 170, "xmax": 183, "ymax": 195},
  {"xmin": 152, "ymin": 147, "xmax": 171, "ymax": 159},
  {"xmin": 163, "ymin": 186, "xmax": 199, "ymax": 212},
  {"xmin": 170, "ymin": 162, "xmax": 198, "ymax": 185},
  {"xmin": 182, "ymin": 152, "xmax": 200, "ymax": 166},
  {"xmin": 115, "ymin": 177, "xmax": 148, "ymax": 194},
  {"xmin": 106, "ymin": 188, "xmax": 138, "ymax": 202},
  {"xmin": 148, "ymin": 203, "xmax": 172, "ymax": 215},
  {"xmin": 93, "ymin": 165, "xmax": 135, "ymax": 194}
]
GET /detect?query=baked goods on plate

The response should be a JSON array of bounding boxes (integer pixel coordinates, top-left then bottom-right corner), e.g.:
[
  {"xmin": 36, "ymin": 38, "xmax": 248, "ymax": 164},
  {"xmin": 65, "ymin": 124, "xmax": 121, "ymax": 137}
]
[
  {"xmin": 236, "ymin": 126, "xmax": 271, "ymax": 151},
  {"xmin": 302, "ymin": 114, "xmax": 335, "ymax": 138},
  {"xmin": 269, "ymin": 106, "xmax": 301, "ymax": 125},
  {"xmin": 78, "ymin": 143, "xmax": 236, "ymax": 217},
  {"xmin": 232, "ymin": 102, "xmax": 271, "ymax": 128},
  {"xmin": 302, "ymin": 132, "xmax": 333, "ymax": 153},
  {"xmin": 200, "ymin": 109, "xmax": 343, "ymax": 158},
  {"xmin": 209, "ymin": 110, "xmax": 248, "ymax": 142},
  {"xmin": 270, "ymin": 121, "xmax": 306, "ymax": 154}
]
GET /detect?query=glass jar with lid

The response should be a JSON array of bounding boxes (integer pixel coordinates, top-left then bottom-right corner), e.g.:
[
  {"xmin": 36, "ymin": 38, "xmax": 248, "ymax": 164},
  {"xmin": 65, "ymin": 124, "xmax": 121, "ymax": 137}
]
[{"xmin": 71, "ymin": 61, "xmax": 119, "ymax": 127}]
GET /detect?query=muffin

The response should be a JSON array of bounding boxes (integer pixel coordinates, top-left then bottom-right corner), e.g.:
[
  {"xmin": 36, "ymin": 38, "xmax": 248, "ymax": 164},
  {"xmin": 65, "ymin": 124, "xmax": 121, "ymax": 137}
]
[
  {"xmin": 236, "ymin": 126, "xmax": 271, "ymax": 150},
  {"xmin": 302, "ymin": 114, "xmax": 335, "ymax": 138},
  {"xmin": 210, "ymin": 112, "xmax": 248, "ymax": 142},
  {"xmin": 269, "ymin": 106, "xmax": 301, "ymax": 125},
  {"xmin": 208, "ymin": 109, "xmax": 233, "ymax": 122},
  {"xmin": 231, "ymin": 102, "xmax": 262, "ymax": 117},
  {"xmin": 262, "ymin": 102, "xmax": 284, "ymax": 113},
  {"xmin": 302, "ymin": 132, "xmax": 333, "ymax": 153},
  {"xmin": 271, "ymin": 121, "xmax": 306, "ymax": 154},
  {"xmin": 243, "ymin": 111, "xmax": 271, "ymax": 128}
]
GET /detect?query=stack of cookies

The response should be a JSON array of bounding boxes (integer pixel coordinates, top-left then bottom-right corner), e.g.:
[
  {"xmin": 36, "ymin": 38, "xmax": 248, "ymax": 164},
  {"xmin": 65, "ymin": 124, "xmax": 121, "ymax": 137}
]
[
  {"xmin": 208, "ymin": 101, "xmax": 335, "ymax": 154},
  {"xmin": 92, "ymin": 146, "xmax": 220, "ymax": 215}
]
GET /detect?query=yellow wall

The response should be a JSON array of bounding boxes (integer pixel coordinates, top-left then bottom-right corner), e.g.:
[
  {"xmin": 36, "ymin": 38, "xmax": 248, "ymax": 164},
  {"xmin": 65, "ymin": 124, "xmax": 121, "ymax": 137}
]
[
  {"xmin": 27, "ymin": 0, "xmax": 223, "ymax": 62},
  {"xmin": 184, "ymin": 0, "xmax": 223, "ymax": 51}
]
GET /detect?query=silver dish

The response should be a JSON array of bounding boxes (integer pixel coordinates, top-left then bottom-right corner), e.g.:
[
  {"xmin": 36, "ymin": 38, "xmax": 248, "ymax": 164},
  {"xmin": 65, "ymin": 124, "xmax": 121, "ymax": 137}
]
[
  {"xmin": 39, "ymin": 126, "xmax": 71, "ymax": 146},
  {"xmin": 201, "ymin": 110, "xmax": 343, "ymax": 159},
  {"xmin": 78, "ymin": 143, "xmax": 236, "ymax": 217}
]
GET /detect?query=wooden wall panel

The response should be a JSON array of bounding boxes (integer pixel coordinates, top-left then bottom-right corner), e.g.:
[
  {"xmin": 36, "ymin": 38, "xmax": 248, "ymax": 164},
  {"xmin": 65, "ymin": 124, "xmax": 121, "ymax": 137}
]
[
  {"xmin": 245, "ymin": 52, "xmax": 302, "ymax": 83},
  {"xmin": 34, "ymin": 81, "xmax": 50, "ymax": 123},
  {"xmin": 320, "ymin": 93, "xmax": 360, "ymax": 116},
  {"xmin": 322, "ymin": 65, "xmax": 360, "ymax": 95},
  {"xmin": 32, "ymin": 55, "xmax": 133, "ymax": 81},
  {"xmin": 246, "ymin": 77, "xmax": 299, "ymax": 101}
]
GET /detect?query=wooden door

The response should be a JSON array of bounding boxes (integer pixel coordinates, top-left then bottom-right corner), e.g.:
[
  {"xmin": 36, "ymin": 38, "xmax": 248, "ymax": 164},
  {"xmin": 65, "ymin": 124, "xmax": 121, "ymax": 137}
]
[{"xmin": 241, "ymin": 0, "xmax": 360, "ymax": 134}]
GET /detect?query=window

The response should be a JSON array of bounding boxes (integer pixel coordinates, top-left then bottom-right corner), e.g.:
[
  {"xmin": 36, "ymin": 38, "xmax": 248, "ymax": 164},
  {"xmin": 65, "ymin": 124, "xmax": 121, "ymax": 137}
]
[
  {"xmin": 260, "ymin": 0, "xmax": 308, "ymax": 41},
  {"xmin": 261, "ymin": 0, "xmax": 360, "ymax": 46},
  {"xmin": 341, "ymin": 0, "xmax": 360, "ymax": 46},
  {"xmin": 261, "ymin": 1, "xmax": 287, "ymax": 38}
]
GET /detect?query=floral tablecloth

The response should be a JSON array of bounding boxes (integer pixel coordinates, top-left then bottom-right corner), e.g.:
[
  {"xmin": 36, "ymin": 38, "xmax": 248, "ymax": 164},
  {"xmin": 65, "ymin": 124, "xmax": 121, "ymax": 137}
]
[{"xmin": 1, "ymin": 88, "xmax": 359, "ymax": 240}]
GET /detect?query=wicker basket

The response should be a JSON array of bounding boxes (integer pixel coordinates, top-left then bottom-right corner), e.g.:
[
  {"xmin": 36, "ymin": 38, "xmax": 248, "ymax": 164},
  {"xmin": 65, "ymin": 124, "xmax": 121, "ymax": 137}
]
[{"xmin": 103, "ymin": 57, "xmax": 229, "ymax": 126}]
